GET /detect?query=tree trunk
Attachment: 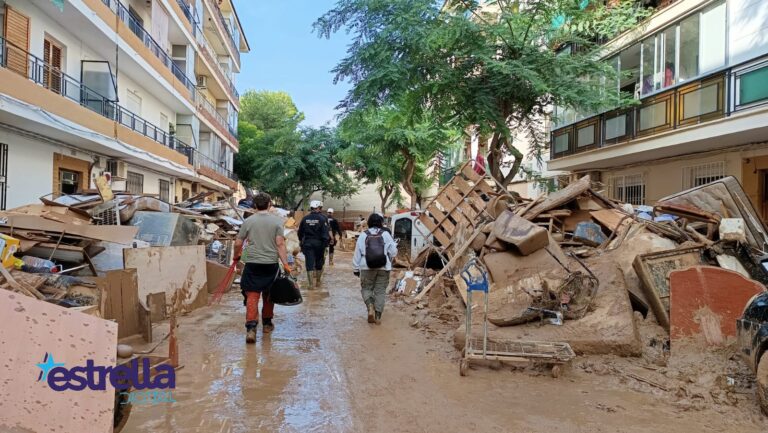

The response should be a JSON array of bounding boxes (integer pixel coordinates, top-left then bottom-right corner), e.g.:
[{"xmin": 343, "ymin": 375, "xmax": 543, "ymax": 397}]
[
  {"xmin": 400, "ymin": 151, "xmax": 418, "ymax": 210},
  {"xmin": 379, "ymin": 184, "xmax": 394, "ymax": 214},
  {"xmin": 486, "ymin": 131, "xmax": 525, "ymax": 188}
]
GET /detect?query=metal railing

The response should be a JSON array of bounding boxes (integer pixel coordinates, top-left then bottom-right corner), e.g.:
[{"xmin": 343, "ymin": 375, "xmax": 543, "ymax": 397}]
[
  {"xmin": 208, "ymin": 0, "xmax": 240, "ymax": 65},
  {"xmin": 196, "ymin": 89, "xmax": 238, "ymax": 141},
  {"xmin": 195, "ymin": 148, "xmax": 236, "ymax": 180},
  {"xmin": 549, "ymin": 55, "xmax": 768, "ymax": 160},
  {"xmin": 193, "ymin": 19, "xmax": 240, "ymax": 100},
  {"xmin": 176, "ymin": 0, "xmax": 194, "ymax": 25},
  {"xmin": 0, "ymin": 36, "xmax": 195, "ymax": 166},
  {"xmin": 100, "ymin": 0, "xmax": 197, "ymax": 97}
]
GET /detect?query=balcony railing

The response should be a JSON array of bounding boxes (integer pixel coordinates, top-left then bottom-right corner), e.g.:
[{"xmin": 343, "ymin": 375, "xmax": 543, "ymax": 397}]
[
  {"xmin": 208, "ymin": 0, "xmax": 240, "ymax": 65},
  {"xmin": 196, "ymin": 89, "xmax": 238, "ymax": 142},
  {"xmin": 195, "ymin": 148, "xmax": 236, "ymax": 181},
  {"xmin": 0, "ymin": 36, "xmax": 195, "ymax": 166},
  {"xmin": 176, "ymin": 0, "xmax": 194, "ymax": 25},
  {"xmin": 549, "ymin": 56, "xmax": 768, "ymax": 161},
  {"xmin": 100, "ymin": 0, "xmax": 197, "ymax": 98},
  {"xmin": 193, "ymin": 21, "xmax": 240, "ymax": 100}
]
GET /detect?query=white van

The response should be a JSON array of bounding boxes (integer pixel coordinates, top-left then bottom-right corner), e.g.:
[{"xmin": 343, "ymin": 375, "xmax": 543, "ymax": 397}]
[{"xmin": 390, "ymin": 211, "xmax": 432, "ymax": 262}]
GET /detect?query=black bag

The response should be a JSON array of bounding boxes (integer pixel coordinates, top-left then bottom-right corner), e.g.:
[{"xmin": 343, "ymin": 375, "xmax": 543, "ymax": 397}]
[
  {"xmin": 364, "ymin": 229, "xmax": 387, "ymax": 269},
  {"xmin": 268, "ymin": 271, "xmax": 303, "ymax": 306}
]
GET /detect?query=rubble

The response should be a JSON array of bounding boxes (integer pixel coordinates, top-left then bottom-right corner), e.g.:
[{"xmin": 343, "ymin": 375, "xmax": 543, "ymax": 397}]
[{"xmin": 391, "ymin": 166, "xmax": 768, "ymax": 412}]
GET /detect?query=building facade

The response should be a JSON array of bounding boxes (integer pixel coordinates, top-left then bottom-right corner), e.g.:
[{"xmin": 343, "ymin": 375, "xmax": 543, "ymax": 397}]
[
  {"xmin": 0, "ymin": 0, "xmax": 249, "ymax": 210},
  {"xmin": 548, "ymin": 0, "xmax": 768, "ymax": 217}
]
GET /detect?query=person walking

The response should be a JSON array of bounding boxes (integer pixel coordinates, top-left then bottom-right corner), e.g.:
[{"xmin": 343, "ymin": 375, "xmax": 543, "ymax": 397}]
[
  {"xmin": 298, "ymin": 200, "xmax": 330, "ymax": 290},
  {"xmin": 326, "ymin": 208, "xmax": 342, "ymax": 266},
  {"xmin": 234, "ymin": 192, "xmax": 292, "ymax": 344},
  {"xmin": 353, "ymin": 213, "xmax": 397, "ymax": 324}
]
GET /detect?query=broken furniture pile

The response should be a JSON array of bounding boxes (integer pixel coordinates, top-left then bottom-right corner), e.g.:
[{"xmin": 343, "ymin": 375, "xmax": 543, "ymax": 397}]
[{"xmin": 393, "ymin": 167, "xmax": 768, "ymax": 370}]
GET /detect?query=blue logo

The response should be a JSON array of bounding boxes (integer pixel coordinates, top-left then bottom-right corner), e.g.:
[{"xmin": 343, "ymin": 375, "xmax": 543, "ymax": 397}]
[{"xmin": 36, "ymin": 352, "xmax": 176, "ymax": 404}]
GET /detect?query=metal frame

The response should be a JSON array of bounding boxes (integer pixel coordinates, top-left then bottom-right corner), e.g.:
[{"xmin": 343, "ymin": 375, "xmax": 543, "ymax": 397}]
[{"xmin": 0, "ymin": 143, "xmax": 7, "ymax": 210}]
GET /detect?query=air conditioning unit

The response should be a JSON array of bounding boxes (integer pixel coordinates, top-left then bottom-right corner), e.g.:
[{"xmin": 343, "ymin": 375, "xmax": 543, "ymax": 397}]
[
  {"xmin": 114, "ymin": 161, "xmax": 128, "ymax": 179},
  {"xmin": 196, "ymin": 75, "xmax": 208, "ymax": 88}
]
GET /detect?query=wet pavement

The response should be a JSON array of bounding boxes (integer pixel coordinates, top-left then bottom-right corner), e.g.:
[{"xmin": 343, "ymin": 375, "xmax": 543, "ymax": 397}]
[{"xmin": 123, "ymin": 252, "xmax": 767, "ymax": 433}]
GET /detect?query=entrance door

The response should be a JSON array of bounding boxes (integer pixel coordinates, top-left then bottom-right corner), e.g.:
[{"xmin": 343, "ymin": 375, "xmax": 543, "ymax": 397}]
[{"xmin": 59, "ymin": 169, "xmax": 80, "ymax": 195}]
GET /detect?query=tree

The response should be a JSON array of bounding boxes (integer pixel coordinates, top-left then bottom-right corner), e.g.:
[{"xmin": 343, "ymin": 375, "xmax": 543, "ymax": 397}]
[
  {"xmin": 234, "ymin": 92, "xmax": 356, "ymax": 209},
  {"xmin": 339, "ymin": 102, "xmax": 460, "ymax": 210},
  {"xmin": 315, "ymin": 0, "xmax": 651, "ymax": 186},
  {"xmin": 239, "ymin": 90, "xmax": 304, "ymax": 131},
  {"xmin": 340, "ymin": 141, "xmax": 404, "ymax": 213}
]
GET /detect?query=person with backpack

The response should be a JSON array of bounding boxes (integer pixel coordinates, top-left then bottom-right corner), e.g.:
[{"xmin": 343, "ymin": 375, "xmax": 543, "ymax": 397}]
[{"xmin": 352, "ymin": 213, "xmax": 398, "ymax": 324}]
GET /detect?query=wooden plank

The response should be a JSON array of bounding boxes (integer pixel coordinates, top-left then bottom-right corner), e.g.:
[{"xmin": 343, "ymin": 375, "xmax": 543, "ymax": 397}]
[
  {"xmin": 124, "ymin": 245, "xmax": 207, "ymax": 312},
  {"xmin": 0, "ymin": 214, "xmax": 139, "ymax": 244},
  {"xmin": 0, "ymin": 289, "xmax": 117, "ymax": 433},
  {"xmin": 119, "ymin": 269, "xmax": 140, "ymax": 338},
  {"xmin": 147, "ymin": 292, "xmax": 167, "ymax": 323},
  {"xmin": 419, "ymin": 214, "xmax": 451, "ymax": 247},
  {"xmin": 444, "ymin": 187, "xmax": 474, "ymax": 226},
  {"xmin": 453, "ymin": 175, "xmax": 474, "ymax": 196},
  {"xmin": 427, "ymin": 204, "xmax": 456, "ymax": 236},
  {"xmin": 414, "ymin": 228, "xmax": 483, "ymax": 301},
  {"xmin": 461, "ymin": 163, "xmax": 483, "ymax": 182},
  {"xmin": 590, "ymin": 209, "xmax": 631, "ymax": 232}
]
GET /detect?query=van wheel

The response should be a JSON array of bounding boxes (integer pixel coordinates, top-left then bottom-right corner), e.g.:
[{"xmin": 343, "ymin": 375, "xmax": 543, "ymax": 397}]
[{"xmin": 758, "ymin": 352, "xmax": 768, "ymax": 415}]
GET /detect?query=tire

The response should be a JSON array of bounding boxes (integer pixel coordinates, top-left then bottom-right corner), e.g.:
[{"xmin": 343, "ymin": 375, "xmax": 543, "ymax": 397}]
[{"xmin": 758, "ymin": 351, "xmax": 768, "ymax": 416}]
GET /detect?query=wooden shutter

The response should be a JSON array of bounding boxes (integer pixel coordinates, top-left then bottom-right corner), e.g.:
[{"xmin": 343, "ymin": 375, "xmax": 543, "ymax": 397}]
[
  {"xmin": 43, "ymin": 38, "xmax": 62, "ymax": 93},
  {"xmin": 3, "ymin": 6, "xmax": 29, "ymax": 76}
]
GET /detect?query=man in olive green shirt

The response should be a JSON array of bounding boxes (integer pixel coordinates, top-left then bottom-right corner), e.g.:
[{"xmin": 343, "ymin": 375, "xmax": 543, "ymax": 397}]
[{"xmin": 234, "ymin": 193, "xmax": 291, "ymax": 344}]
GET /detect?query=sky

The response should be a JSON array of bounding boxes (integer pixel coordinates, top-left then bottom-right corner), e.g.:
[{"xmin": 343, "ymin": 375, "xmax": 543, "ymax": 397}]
[{"xmin": 233, "ymin": 0, "xmax": 352, "ymax": 127}]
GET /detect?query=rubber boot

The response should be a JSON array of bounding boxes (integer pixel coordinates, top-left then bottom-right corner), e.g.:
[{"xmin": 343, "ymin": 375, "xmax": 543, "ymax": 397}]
[
  {"xmin": 245, "ymin": 322, "xmax": 257, "ymax": 344},
  {"xmin": 375, "ymin": 311, "xmax": 382, "ymax": 325},
  {"xmin": 367, "ymin": 303, "xmax": 375, "ymax": 324},
  {"xmin": 315, "ymin": 269, "xmax": 323, "ymax": 288},
  {"xmin": 306, "ymin": 271, "xmax": 315, "ymax": 290},
  {"xmin": 329, "ymin": 253, "xmax": 334, "ymax": 266}
]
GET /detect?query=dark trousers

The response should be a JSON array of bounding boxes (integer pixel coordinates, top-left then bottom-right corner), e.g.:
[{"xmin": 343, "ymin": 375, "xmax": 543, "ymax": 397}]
[{"xmin": 303, "ymin": 244, "xmax": 326, "ymax": 271}]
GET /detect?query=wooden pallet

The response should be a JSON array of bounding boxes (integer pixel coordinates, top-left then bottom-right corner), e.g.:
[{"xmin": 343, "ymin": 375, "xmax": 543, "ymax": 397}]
[{"xmin": 418, "ymin": 161, "xmax": 493, "ymax": 255}]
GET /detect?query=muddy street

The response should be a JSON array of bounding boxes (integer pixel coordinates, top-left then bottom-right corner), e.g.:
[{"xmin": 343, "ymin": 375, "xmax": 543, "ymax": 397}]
[{"xmin": 122, "ymin": 251, "xmax": 765, "ymax": 433}]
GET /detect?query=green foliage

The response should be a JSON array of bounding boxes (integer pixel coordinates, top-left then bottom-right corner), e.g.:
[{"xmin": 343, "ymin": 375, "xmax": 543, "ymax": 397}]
[
  {"xmin": 240, "ymin": 90, "xmax": 304, "ymax": 131},
  {"xmin": 234, "ymin": 91, "xmax": 356, "ymax": 209},
  {"xmin": 339, "ymin": 102, "xmax": 460, "ymax": 209},
  {"xmin": 315, "ymin": 0, "xmax": 652, "ymax": 186}
]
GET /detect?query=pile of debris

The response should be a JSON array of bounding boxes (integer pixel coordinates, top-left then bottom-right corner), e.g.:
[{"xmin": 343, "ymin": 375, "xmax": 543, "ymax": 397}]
[{"xmin": 392, "ymin": 162, "xmax": 768, "ymax": 410}]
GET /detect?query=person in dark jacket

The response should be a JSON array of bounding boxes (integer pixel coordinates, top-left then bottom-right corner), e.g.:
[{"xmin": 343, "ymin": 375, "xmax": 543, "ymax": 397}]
[
  {"xmin": 326, "ymin": 208, "xmax": 342, "ymax": 266},
  {"xmin": 298, "ymin": 200, "xmax": 329, "ymax": 289}
]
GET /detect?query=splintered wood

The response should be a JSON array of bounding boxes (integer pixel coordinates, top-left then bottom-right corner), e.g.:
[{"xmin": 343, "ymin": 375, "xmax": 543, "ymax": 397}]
[{"xmin": 418, "ymin": 162, "xmax": 493, "ymax": 255}]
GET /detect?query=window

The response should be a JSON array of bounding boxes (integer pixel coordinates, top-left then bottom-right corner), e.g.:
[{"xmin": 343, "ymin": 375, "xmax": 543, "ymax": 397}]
[
  {"xmin": 699, "ymin": 2, "xmax": 726, "ymax": 73},
  {"xmin": 43, "ymin": 36, "xmax": 64, "ymax": 94},
  {"xmin": 619, "ymin": 43, "xmax": 641, "ymax": 96},
  {"xmin": 59, "ymin": 169, "xmax": 80, "ymax": 195},
  {"xmin": 553, "ymin": 130, "xmax": 570, "ymax": 154},
  {"xmin": 126, "ymin": 171, "xmax": 144, "ymax": 194},
  {"xmin": 160, "ymin": 113, "xmax": 169, "ymax": 131},
  {"xmin": 159, "ymin": 179, "xmax": 170, "ymax": 202},
  {"xmin": 612, "ymin": 174, "xmax": 645, "ymax": 206},
  {"xmin": 682, "ymin": 162, "xmax": 725, "ymax": 189},
  {"xmin": 106, "ymin": 159, "xmax": 118, "ymax": 176},
  {"xmin": 736, "ymin": 62, "xmax": 768, "ymax": 108},
  {"xmin": 126, "ymin": 90, "xmax": 142, "ymax": 115},
  {"xmin": 679, "ymin": 13, "xmax": 699, "ymax": 82}
]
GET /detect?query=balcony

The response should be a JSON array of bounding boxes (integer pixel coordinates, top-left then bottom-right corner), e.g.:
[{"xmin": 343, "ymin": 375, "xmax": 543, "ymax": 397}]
[
  {"xmin": 195, "ymin": 149, "xmax": 238, "ymax": 187},
  {"xmin": 100, "ymin": 0, "xmax": 197, "ymax": 99},
  {"xmin": 549, "ymin": 55, "xmax": 768, "ymax": 165},
  {"xmin": 0, "ymin": 36, "xmax": 195, "ymax": 166},
  {"xmin": 206, "ymin": 0, "xmax": 240, "ymax": 66},
  {"xmin": 196, "ymin": 89, "xmax": 239, "ymax": 146},
  {"xmin": 193, "ymin": 20, "xmax": 240, "ymax": 102}
]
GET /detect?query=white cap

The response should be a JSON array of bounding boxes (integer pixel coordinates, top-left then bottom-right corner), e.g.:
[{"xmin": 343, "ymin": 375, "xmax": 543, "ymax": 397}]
[
  {"xmin": 310, "ymin": 200, "xmax": 323, "ymax": 209},
  {"xmin": 327, "ymin": 208, "xmax": 334, "ymax": 213}
]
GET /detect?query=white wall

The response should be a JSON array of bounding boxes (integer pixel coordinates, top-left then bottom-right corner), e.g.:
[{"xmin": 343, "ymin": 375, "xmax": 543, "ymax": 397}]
[
  {"xmin": 117, "ymin": 74, "xmax": 177, "ymax": 132},
  {"xmin": 0, "ymin": 130, "xmax": 96, "ymax": 209},
  {"xmin": 311, "ymin": 181, "xmax": 413, "ymax": 215},
  {"xmin": 125, "ymin": 164, "xmax": 173, "ymax": 195}
]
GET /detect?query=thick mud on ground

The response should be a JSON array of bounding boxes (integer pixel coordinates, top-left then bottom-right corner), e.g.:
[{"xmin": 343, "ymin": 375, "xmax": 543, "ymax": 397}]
[{"xmin": 124, "ymin": 252, "xmax": 767, "ymax": 433}]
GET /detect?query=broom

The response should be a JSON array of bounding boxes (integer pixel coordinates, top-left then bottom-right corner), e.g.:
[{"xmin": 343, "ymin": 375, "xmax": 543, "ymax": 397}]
[{"xmin": 209, "ymin": 260, "xmax": 238, "ymax": 305}]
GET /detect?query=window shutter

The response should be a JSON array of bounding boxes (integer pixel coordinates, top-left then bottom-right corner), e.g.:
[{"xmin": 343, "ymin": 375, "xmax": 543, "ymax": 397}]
[
  {"xmin": 43, "ymin": 39, "xmax": 51, "ymax": 88},
  {"xmin": 3, "ymin": 6, "xmax": 30, "ymax": 76},
  {"xmin": 50, "ymin": 42, "xmax": 62, "ymax": 93}
]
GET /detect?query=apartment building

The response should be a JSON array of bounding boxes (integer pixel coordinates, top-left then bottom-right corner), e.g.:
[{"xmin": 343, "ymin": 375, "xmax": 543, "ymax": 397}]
[
  {"xmin": 0, "ymin": 0, "xmax": 249, "ymax": 210},
  {"xmin": 547, "ymin": 0, "xmax": 768, "ymax": 218}
]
